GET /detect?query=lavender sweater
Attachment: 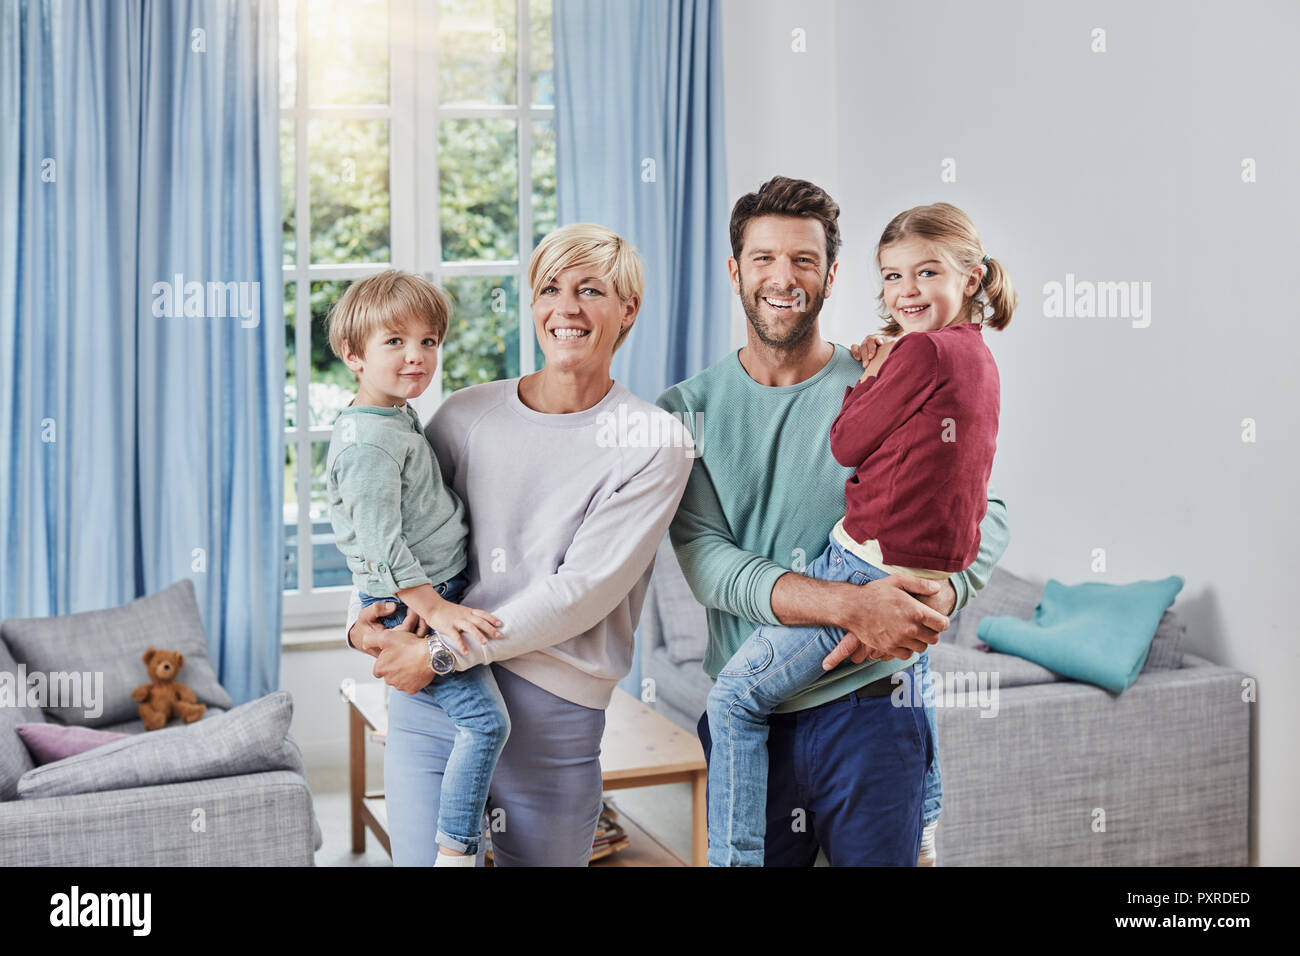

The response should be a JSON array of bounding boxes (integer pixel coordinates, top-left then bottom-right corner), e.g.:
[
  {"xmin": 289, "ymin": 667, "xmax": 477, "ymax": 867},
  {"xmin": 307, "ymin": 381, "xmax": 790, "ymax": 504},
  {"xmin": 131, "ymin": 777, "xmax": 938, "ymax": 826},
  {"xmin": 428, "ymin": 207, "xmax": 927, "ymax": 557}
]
[{"xmin": 345, "ymin": 378, "xmax": 693, "ymax": 709}]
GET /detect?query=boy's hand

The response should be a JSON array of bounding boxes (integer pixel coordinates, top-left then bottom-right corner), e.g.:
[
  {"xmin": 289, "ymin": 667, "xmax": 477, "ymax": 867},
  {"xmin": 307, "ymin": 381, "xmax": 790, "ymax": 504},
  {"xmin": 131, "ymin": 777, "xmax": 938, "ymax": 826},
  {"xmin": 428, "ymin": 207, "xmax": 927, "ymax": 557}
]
[
  {"xmin": 849, "ymin": 333, "xmax": 894, "ymax": 368},
  {"xmin": 425, "ymin": 602, "xmax": 504, "ymax": 654},
  {"xmin": 396, "ymin": 583, "xmax": 503, "ymax": 655}
]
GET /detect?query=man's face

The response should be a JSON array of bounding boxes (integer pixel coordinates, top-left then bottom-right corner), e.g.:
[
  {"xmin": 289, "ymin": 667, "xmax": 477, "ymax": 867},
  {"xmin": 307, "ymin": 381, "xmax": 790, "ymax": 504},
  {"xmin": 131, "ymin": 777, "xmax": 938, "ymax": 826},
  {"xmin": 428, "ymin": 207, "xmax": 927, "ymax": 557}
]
[{"xmin": 728, "ymin": 215, "xmax": 838, "ymax": 349}]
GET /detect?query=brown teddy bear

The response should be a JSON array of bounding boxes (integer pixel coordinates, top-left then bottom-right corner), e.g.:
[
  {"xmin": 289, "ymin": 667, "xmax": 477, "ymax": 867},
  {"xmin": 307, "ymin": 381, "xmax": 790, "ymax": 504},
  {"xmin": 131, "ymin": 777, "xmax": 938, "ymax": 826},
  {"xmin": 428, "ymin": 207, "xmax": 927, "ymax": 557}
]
[{"xmin": 131, "ymin": 648, "xmax": 208, "ymax": 731}]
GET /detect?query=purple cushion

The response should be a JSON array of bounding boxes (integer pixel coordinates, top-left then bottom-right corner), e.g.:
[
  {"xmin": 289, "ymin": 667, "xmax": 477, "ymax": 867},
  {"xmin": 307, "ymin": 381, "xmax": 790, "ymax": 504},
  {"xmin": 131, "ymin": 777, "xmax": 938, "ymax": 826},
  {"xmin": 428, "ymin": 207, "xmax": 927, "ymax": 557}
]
[{"xmin": 16, "ymin": 724, "xmax": 129, "ymax": 765}]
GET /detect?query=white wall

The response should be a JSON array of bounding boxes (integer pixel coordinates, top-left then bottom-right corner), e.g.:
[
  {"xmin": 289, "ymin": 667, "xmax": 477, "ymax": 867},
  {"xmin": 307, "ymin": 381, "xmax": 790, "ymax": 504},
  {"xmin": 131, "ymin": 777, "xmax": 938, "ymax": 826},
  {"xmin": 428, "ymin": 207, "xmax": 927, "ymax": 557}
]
[{"xmin": 723, "ymin": 0, "xmax": 1299, "ymax": 864}]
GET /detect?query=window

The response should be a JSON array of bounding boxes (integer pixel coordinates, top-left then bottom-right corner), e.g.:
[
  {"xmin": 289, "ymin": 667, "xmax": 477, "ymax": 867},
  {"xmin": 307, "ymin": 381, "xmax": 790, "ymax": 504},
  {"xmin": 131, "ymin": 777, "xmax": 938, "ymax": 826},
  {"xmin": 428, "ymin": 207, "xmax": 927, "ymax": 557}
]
[{"xmin": 281, "ymin": 0, "xmax": 555, "ymax": 627}]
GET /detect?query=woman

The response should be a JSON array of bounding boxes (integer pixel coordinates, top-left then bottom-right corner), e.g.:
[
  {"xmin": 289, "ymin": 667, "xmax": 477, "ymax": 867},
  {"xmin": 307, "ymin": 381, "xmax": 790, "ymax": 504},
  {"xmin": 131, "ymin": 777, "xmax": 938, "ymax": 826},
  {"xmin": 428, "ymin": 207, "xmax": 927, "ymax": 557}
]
[{"xmin": 345, "ymin": 223, "xmax": 693, "ymax": 866}]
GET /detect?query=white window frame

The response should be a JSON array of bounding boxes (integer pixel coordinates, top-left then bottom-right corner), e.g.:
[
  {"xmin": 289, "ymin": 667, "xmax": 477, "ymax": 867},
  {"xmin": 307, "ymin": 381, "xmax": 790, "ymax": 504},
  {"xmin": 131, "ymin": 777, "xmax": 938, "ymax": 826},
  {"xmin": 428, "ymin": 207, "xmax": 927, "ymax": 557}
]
[{"xmin": 282, "ymin": 0, "xmax": 553, "ymax": 629}]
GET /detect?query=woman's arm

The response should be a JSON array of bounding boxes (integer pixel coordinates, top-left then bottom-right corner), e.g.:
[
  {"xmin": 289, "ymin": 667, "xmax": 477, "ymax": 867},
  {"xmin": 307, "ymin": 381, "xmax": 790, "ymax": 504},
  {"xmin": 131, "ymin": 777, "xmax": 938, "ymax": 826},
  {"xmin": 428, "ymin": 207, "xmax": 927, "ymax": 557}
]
[{"xmin": 445, "ymin": 440, "xmax": 693, "ymax": 669}]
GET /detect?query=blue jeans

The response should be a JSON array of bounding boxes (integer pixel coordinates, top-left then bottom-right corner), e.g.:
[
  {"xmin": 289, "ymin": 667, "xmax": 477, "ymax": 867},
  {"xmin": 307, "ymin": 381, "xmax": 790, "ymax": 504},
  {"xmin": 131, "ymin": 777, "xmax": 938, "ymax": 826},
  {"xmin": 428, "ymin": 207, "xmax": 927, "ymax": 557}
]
[
  {"xmin": 385, "ymin": 664, "xmax": 605, "ymax": 866},
  {"xmin": 359, "ymin": 573, "xmax": 509, "ymax": 855},
  {"xmin": 705, "ymin": 533, "xmax": 942, "ymax": 866}
]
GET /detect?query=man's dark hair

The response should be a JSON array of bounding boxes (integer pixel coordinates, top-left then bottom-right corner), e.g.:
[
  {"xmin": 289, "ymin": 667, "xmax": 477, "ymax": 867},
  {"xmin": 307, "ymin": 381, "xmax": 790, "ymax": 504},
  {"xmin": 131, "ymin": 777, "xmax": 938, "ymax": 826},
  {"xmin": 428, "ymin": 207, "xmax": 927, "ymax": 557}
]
[{"xmin": 728, "ymin": 176, "xmax": 842, "ymax": 268}]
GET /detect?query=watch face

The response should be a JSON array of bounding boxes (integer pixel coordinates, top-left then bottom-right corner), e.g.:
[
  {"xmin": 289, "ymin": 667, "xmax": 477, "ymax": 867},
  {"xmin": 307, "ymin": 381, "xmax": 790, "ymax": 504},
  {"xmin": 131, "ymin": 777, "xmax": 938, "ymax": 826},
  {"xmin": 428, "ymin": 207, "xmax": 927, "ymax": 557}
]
[{"xmin": 431, "ymin": 646, "xmax": 456, "ymax": 675}]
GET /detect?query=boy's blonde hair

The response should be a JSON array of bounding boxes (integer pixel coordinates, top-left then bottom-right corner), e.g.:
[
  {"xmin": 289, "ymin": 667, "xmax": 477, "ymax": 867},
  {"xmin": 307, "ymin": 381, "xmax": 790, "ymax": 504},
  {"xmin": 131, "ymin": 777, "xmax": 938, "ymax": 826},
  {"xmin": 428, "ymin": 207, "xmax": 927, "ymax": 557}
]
[
  {"xmin": 327, "ymin": 270, "xmax": 451, "ymax": 368},
  {"xmin": 528, "ymin": 223, "xmax": 644, "ymax": 352},
  {"xmin": 875, "ymin": 203, "xmax": 1017, "ymax": 336}
]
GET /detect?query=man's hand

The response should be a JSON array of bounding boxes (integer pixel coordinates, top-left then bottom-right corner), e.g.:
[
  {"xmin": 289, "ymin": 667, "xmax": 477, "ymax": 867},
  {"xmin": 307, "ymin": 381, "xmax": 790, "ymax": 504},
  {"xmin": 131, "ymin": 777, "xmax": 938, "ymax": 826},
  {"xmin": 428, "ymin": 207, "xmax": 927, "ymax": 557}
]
[
  {"xmin": 818, "ymin": 575, "xmax": 950, "ymax": 670},
  {"xmin": 347, "ymin": 600, "xmax": 428, "ymax": 659},
  {"xmin": 849, "ymin": 333, "xmax": 895, "ymax": 368}
]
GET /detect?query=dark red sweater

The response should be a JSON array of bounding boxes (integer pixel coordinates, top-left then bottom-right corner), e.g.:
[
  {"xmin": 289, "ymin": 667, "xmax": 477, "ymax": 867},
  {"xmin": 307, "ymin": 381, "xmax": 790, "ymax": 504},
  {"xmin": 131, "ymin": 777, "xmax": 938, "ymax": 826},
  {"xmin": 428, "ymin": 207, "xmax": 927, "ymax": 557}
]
[{"xmin": 829, "ymin": 322, "xmax": 1000, "ymax": 572}]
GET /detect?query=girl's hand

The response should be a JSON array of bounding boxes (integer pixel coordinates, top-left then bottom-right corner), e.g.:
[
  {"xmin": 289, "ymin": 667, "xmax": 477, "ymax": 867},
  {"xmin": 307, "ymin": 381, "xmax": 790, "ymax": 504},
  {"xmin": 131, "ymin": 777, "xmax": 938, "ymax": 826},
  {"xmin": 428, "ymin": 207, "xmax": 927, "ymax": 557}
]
[
  {"xmin": 426, "ymin": 603, "xmax": 504, "ymax": 654},
  {"xmin": 849, "ymin": 333, "xmax": 894, "ymax": 369}
]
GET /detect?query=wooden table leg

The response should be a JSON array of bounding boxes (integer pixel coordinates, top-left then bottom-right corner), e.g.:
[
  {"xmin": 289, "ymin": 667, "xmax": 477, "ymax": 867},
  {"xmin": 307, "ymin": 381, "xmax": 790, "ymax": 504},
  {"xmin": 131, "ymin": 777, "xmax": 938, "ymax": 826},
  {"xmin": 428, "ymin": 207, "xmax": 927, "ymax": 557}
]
[
  {"xmin": 349, "ymin": 707, "xmax": 365, "ymax": 853},
  {"xmin": 691, "ymin": 768, "xmax": 707, "ymax": 867}
]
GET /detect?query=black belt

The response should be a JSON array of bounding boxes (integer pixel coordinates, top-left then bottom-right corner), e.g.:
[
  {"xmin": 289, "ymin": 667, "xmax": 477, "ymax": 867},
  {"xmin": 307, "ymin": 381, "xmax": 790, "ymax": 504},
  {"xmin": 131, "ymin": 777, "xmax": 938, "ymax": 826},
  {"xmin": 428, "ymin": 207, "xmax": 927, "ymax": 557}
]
[{"xmin": 817, "ymin": 662, "xmax": 915, "ymax": 707}]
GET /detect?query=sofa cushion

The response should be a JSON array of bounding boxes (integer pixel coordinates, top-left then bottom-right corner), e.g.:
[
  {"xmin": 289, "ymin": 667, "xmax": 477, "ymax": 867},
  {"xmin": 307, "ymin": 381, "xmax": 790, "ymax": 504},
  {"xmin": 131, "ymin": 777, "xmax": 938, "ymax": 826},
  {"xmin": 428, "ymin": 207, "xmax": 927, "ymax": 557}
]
[
  {"xmin": 649, "ymin": 536, "xmax": 709, "ymax": 665},
  {"xmin": 0, "ymin": 640, "xmax": 45, "ymax": 800},
  {"xmin": 17, "ymin": 691, "xmax": 295, "ymax": 800},
  {"xmin": 977, "ymin": 576, "xmax": 1184, "ymax": 693},
  {"xmin": 16, "ymin": 724, "xmax": 129, "ymax": 765},
  {"xmin": 951, "ymin": 566, "xmax": 1186, "ymax": 674},
  {"xmin": 0, "ymin": 579, "xmax": 234, "ymax": 727}
]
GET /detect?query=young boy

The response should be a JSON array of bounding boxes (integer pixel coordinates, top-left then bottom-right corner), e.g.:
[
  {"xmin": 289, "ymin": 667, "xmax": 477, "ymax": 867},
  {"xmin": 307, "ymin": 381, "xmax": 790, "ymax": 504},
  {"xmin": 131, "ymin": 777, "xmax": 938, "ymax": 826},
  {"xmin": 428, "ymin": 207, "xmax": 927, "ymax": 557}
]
[{"xmin": 325, "ymin": 269, "xmax": 508, "ymax": 867}]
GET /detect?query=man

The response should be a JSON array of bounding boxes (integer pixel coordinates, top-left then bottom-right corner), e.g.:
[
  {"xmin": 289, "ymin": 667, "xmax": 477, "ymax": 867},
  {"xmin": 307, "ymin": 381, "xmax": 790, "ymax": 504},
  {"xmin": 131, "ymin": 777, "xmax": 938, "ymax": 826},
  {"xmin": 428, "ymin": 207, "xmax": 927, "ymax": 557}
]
[{"xmin": 656, "ymin": 176, "xmax": 1009, "ymax": 866}]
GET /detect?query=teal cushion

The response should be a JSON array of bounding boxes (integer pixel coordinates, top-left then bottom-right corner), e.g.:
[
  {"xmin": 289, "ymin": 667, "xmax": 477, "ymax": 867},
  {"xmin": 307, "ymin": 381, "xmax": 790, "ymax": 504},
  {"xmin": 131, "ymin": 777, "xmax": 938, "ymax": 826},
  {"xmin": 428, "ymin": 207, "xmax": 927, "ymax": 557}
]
[{"xmin": 977, "ymin": 576, "xmax": 1184, "ymax": 693}]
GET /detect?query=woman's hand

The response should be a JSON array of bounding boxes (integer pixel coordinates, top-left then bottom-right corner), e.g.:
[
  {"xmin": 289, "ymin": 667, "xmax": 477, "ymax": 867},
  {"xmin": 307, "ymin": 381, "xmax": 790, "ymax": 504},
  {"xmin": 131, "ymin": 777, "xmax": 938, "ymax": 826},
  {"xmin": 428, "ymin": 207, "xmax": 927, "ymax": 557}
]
[{"xmin": 371, "ymin": 629, "xmax": 436, "ymax": 695}]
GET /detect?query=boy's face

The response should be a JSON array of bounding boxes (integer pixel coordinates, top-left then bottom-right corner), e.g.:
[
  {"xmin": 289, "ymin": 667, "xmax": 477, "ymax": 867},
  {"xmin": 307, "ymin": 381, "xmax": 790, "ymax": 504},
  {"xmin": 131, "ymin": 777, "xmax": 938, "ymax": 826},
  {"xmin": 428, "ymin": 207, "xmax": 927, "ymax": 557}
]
[{"xmin": 343, "ymin": 315, "xmax": 441, "ymax": 406}]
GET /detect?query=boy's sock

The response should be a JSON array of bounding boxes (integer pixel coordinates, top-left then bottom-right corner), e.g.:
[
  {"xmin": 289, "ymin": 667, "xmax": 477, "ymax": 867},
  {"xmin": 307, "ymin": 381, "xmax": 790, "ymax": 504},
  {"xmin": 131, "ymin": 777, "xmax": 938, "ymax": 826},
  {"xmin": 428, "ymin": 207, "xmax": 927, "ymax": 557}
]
[
  {"xmin": 434, "ymin": 850, "xmax": 476, "ymax": 867},
  {"xmin": 917, "ymin": 820, "xmax": 938, "ymax": 867}
]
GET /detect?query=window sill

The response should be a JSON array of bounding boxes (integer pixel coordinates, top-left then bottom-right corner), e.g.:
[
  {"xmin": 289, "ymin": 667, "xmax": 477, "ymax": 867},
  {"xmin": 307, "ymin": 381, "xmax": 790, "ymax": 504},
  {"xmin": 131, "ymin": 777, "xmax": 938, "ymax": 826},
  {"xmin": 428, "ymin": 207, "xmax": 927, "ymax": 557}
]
[{"xmin": 282, "ymin": 626, "xmax": 348, "ymax": 652}]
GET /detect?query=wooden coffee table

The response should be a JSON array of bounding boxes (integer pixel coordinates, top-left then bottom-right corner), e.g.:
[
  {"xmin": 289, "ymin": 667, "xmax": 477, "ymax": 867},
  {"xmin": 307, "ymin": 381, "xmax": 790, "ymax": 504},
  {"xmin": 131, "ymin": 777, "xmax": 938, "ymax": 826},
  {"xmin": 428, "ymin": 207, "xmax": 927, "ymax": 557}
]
[{"xmin": 342, "ymin": 680, "xmax": 707, "ymax": 866}]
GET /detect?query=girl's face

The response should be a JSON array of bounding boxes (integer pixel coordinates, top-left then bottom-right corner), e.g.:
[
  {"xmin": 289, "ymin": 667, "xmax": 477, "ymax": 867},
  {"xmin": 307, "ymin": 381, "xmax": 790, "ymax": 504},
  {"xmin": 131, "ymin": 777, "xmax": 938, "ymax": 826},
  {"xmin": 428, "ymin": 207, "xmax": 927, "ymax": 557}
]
[{"xmin": 879, "ymin": 237, "xmax": 982, "ymax": 334}]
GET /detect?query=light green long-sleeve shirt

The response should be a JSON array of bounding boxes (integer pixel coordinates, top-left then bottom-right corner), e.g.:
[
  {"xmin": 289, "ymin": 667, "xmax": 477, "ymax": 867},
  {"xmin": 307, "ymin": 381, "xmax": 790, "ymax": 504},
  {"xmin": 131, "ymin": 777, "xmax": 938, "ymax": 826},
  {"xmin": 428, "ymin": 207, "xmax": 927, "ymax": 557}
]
[
  {"xmin": 326, "ymin": 402, "xmax": 468, "ymax": 597},
  {"xmin": 656, "ymin": 344, "xmax": 1010, "ymax": 713}
]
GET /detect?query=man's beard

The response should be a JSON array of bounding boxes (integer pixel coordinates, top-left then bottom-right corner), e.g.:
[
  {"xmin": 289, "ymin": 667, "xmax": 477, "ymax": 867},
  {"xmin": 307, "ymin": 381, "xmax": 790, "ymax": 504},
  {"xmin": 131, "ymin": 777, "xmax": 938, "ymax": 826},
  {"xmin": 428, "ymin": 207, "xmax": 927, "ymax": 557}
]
[{"xmin": 738, "ymin": 273, "xmax": 828, "ymax": 350}]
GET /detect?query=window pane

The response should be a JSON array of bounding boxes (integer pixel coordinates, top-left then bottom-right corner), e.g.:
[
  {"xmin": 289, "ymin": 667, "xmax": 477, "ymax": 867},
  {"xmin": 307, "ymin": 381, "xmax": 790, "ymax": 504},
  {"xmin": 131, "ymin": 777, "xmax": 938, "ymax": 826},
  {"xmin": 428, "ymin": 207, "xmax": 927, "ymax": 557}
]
[
  {"xmin": 439, "ymin": 119, "xmax": 518, "ymax": 262},
  {"xmin": 281, "ymin": 118, "xmax": 296, "ymax": 266},
  {"xmin": 280, "ymin": 0, "xmax": 296, "ymax": 108},
  {"xmin": 283, "ymin": 442, "xmax": 299, "ymax": 590},
  {"xmin": 308, "ymin": 0, "xmax": 389, "ymax": 105},
  {"xmin": 309, "ymin": 280, "xmax": 360, "ymax": 428},
  {"xmin": 284, "ymin": 281, "xmax": 298, "ymax": 429},
  {"xmin": 530, "ymin": 0, "xmax": 553, "ymax": 106},
  {"xmin": 531, "ymin": 119, "xmax": 556, "ymax": 250},
  {"xmin": 309, "ymin": 119, "xmax": 391, "ymax": 264},
  {"xmin": 442, "ymin": 275, "xmax": 520, "ymax": 397},
  {"xmin": 439, "ymin": 0, "xmax": 516, "ymax": 107},
  {"xmin": 310, "ymin": 442, "xmax": 352, "ymax": 588}
]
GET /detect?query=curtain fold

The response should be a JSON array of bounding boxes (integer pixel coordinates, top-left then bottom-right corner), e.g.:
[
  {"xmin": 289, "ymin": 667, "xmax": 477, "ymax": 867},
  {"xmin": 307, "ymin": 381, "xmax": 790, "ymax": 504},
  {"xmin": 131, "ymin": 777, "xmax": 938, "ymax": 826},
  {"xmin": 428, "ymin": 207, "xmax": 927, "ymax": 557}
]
[
  {"xmin": 553, "ymin": 0, "xmax": 730, "ymax": 404},
  {"xmin": 1, "ymin": 0, "xmax": 283, "ymax": 703},
  {"xmin": 553, "ymin": 0, "xmax": 728, "ymax": 696}
]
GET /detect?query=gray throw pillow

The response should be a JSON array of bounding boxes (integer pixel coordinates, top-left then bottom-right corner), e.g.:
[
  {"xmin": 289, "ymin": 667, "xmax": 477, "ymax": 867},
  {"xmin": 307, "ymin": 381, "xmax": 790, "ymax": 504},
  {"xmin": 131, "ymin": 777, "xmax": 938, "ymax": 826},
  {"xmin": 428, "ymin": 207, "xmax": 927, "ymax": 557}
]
[
  {"xmin": 0, "ymin": 579, "xmax": 234, "ymax": 727},
  {"xmin": 0, "ymin": 639, "xmax": 45, "ymax": 800},
  {"xmin": 1143, "ymin": 610, "xmax": 1187, "ymax": 671},
  {"xmin": 650, "ymin": 537, "xmax": 709, "ymax": 665},
  {"xmin": 16, "ymin": 691, "xmax": 296, "ymax": 800}
]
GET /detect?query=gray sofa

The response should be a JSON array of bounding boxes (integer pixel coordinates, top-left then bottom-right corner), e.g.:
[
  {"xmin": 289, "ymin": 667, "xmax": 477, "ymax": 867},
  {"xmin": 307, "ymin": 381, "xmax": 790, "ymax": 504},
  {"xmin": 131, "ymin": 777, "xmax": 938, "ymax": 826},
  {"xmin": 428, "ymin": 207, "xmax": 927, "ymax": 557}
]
[
  {"xmin": 640, "ymin": 536, "xmax": 1252, "ymax": 866},
  {"xmin": 1, "ymin": 580, "xmax": 322, "ymax": 866}
]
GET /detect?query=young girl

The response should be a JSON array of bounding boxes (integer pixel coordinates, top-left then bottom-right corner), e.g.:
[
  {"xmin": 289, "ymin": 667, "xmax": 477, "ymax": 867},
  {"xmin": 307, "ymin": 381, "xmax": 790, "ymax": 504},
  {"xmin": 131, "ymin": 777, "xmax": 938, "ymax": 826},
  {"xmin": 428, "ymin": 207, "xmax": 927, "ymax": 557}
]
[{"xmin": 706, "ymin": 202, "xmax": 1016, "ymax": 866}]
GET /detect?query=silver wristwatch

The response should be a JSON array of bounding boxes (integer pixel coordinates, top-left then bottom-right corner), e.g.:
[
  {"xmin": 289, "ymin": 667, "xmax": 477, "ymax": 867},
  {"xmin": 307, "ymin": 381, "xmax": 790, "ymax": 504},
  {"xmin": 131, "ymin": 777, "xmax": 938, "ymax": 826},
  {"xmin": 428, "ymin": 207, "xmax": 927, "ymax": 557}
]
[{"xmin": 426, "ymin": 632, "xmax": 456, "ymax": 676}]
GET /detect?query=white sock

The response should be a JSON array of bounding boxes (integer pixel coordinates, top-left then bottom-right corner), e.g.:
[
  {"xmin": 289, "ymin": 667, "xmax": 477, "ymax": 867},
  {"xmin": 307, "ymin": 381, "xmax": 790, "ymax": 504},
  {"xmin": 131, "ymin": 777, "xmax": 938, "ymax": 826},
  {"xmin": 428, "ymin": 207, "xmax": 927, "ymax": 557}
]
[
  {"xmin": 434, "ymin": 851, "xmax": 476, "ymax": 867},
  {"xmin": 919, "ymin": 821, "xmax": 938, "ymax": 862}
]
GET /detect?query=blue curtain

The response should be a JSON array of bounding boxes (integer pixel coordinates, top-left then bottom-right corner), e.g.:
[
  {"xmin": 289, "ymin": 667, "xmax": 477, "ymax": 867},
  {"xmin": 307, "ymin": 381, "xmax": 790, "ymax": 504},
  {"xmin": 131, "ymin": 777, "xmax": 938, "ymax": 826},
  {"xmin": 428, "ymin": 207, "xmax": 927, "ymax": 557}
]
[
  {"xmin": 554, "ymin": 0, "xmax": 728, "ymax": 697},
  {"xmin": 0, "ymin": 0, "xmax": 284, "ymax": 703},
  {"xmin": 553, "ymin": 0, "xmax": 730, "ymax": 404}
]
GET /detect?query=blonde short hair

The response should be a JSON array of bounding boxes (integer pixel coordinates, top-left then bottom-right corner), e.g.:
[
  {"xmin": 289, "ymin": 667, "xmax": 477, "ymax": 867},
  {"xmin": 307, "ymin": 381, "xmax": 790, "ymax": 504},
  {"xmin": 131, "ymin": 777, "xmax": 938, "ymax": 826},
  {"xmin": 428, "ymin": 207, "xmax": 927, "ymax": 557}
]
[
  {"xmin": 327, "ymin": 269, "xmax": 451, "ymax": 365},
  {"xmin": 527, "ymin": 223, "xmax": 644, "ymax": 351}
]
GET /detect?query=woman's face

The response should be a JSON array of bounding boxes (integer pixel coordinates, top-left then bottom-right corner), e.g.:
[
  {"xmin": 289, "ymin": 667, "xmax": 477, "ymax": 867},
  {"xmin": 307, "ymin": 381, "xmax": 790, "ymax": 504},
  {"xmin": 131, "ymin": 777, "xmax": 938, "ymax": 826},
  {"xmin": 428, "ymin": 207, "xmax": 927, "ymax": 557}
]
[{"xmin": 532, "ymin": 266, "xmax": 639, "ymax": 376}]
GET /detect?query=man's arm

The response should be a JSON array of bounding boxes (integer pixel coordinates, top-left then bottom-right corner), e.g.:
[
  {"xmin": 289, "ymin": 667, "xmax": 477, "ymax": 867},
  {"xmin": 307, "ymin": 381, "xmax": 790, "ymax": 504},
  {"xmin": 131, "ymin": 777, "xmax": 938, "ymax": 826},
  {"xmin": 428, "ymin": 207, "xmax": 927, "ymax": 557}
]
[{"xmin": 948, "ymin": 483, "xmax": 1010, "ymax": 615}]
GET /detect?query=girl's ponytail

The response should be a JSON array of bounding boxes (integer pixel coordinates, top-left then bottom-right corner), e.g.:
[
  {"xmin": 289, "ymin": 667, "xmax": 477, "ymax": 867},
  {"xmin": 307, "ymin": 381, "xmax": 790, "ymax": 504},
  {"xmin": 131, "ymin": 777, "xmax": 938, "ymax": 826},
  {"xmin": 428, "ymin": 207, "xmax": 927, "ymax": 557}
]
[{"xmin": 979, "ymin": 255, "xmax": 1016, "ymax": 330}]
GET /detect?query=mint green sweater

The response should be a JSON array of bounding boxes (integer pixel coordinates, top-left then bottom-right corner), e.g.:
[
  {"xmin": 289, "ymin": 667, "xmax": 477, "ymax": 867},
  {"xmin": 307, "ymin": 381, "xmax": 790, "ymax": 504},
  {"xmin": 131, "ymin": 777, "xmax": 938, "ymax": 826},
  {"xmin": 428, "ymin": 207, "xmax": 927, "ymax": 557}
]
[
  {"xmin": 656, "ymin": 345, "xmax": 1010, "ymax": 713},
  {"xmin": 326, "ymin": 402, "xmax": 468, "ymax": 597}
]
